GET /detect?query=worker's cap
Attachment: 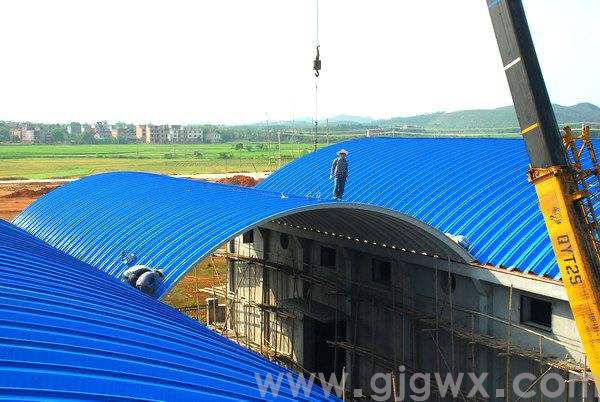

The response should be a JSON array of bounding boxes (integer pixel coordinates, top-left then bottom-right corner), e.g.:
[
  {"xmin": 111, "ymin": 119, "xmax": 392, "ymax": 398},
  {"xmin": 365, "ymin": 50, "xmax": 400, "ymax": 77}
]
[
  {"xmin": 337, "ymin": 149, "xmax": 348, "ymax": 155},
  {"xmin": 155, "ymin": 269, "xmax": 165, "ymax": 278}
]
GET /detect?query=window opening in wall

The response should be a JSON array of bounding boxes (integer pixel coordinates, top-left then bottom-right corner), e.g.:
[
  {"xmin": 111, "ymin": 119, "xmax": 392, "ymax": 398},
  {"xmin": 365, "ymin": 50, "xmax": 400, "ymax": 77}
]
[
  {"xmin": 520, "ymin": 295, "xmax": 552, "ymax": 330},
  {"xmin": 371, "ymin": 258, "xmax": 391, "ymax": 285},
  {"xmin": 440, "ymin": 272, "xmax": 456, "ymax": 294},
  {"xmin": 242, "ymin": 229, "xmax": 254, "ymax": 244},
  {"xmin": 280, "ymin": 233, "xmax": 289, "ymax": 249},
  {"xmin": 320, "ymin": 246, "xmax": 336, "ymax": 269}
]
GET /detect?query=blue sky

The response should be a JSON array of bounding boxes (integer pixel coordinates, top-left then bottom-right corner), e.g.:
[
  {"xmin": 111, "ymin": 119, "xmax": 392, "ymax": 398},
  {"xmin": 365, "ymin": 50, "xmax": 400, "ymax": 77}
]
[{"xmin": 0, "ymin": 0, "xmax": 597, "ymax": 124}]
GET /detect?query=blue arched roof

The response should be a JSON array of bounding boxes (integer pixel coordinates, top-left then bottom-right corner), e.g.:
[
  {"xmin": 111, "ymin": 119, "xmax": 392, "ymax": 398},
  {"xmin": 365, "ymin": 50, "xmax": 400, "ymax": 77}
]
[
  {"xmin": 258, "ymin": 137, "xmax": 580, "ymax": 280},
  {"xmin": 13, "ymin": 171, "xmax": 468, "ymax": 299},
  {"xmin": 3, "ymin": 137, "xmax": 574, "ymax": 397},
  {"xmin": 0, "ymin": 219, "xmax": 336, "ymax": 401}
]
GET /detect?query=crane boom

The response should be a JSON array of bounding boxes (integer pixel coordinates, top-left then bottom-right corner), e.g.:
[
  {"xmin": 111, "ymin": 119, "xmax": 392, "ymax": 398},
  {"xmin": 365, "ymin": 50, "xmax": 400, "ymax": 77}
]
[{"xmin": 487, "ymin": 0, "xmax": 600, "ymax": 383}]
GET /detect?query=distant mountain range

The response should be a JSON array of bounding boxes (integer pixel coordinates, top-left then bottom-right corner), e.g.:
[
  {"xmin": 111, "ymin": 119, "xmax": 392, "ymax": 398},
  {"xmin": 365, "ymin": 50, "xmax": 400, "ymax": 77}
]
[
  {"xmin": 376, "ymin": 103, "xmax": 600, "ymax": 130},
  {"xmin": 268, "ymin": 103, "xmax": 600, "ymax": 130}
]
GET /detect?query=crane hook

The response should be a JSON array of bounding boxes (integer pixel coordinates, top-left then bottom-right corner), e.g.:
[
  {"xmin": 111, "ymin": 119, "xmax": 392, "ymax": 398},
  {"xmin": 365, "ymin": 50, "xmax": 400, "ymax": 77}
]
[{"xmin": 313, "ymin": 45, "xmax": 321, "ymax": 77}]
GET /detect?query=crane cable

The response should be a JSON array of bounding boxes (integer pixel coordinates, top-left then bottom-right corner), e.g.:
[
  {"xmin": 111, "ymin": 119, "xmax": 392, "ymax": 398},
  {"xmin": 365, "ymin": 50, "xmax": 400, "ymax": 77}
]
[{"xmin": 313, "ymin": 0, "xmax": 320, "ymax": 151}]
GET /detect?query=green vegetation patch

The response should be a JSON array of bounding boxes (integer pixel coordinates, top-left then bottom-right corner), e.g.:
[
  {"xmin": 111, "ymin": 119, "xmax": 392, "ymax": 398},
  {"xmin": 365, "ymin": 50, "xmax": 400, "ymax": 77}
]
[{"xmin": 0, "ymin": 142, "xmax": 320, "ymax": 179}]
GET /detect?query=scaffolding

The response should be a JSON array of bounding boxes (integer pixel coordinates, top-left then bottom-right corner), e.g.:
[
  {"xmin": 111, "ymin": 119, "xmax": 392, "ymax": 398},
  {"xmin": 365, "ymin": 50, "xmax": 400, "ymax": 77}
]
[{"xmin": 194, "ymin": 234, "xmax": 592, "ymax": 399}]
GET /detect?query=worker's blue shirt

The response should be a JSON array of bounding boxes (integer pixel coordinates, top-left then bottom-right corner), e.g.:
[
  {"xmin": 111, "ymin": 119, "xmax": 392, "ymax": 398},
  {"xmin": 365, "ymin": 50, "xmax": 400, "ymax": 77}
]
[
  {"xmin": 331, "ymin": 157, "xmax": 348, "ymax": 178},
  {"xmin": 136, "ymin": 271, "xmax": 161, "ymax": 290}
]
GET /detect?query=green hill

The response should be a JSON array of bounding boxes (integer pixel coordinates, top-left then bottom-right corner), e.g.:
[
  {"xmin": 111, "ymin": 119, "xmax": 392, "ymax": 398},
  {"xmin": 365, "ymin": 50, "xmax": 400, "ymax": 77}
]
[
  {"xmin": 247, "ymin": 103, "xmax": 600, "ymax": 132},
  {"xmin": 375, "ymin": 103, "xmax": 600, "ymax": 130}
]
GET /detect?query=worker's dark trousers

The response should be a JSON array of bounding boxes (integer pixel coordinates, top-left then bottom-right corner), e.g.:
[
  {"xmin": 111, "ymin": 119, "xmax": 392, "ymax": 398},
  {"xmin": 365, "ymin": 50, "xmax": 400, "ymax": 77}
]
[
  {"xmin": 137, "ymin": 285, "xmax": 155, "ymax": 296},
  {"xmin": 333, "ymin": 176, "xmax": 347, "ymax": 199}
]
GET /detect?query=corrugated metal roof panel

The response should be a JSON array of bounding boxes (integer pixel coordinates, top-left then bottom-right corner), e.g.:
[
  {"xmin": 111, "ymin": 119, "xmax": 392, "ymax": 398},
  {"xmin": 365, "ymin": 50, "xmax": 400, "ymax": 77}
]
[
  {"xmin": 0, "ymin": 219, "xmax": 339, "ymax": 400},
  {"xmin": 258, "ymin": 137, "xmax": 577, "ymax": 280},
  {"xmin": 13, "ymin": 172, "xmax": 469, "ymax": 299}
]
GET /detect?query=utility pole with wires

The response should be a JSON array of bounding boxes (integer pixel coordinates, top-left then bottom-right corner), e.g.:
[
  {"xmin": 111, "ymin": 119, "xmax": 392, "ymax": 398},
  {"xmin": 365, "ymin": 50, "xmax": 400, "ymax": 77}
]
[
  {"xmin": 291, "ymin": 112, "xmax": 296, "ymax": 143},
  {"xmin": 291, "ymin": 112, "xmax": 301, "ymax": 158},
  {"xmin": 277, "ymin": 130, "xmax": 281, "ymax": 169},
  {"xmin": 265, "ymin": 114, "xmax": 273, "ymax": 163}
]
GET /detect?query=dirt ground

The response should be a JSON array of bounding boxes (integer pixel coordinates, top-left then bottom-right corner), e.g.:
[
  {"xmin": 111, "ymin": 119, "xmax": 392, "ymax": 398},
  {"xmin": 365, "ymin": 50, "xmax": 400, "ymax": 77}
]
[
  {"xmin": 216, "ymin": 174, "xmax": 260, "ymax": 187},
  {"xmin": 0, "ymin": 182, "xmax": 63, "ymax": 221},
  {"xmin": 0, "ymin": 174, "xmax": 261, "ymax": 222},
  {"xmin": 163, "ymin": 255, "xmax": 228, "ymax": 320}
]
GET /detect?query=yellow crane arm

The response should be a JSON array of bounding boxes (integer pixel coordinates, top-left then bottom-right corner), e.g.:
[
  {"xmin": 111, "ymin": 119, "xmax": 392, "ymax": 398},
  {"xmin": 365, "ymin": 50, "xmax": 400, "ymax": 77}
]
[
  {"xmin": 487, "ymin": 0, "xmax": 600, "ymax": 381},
  {"xmin": 530, "ymin": 165, "xmax": 600, "ymax": 377}
]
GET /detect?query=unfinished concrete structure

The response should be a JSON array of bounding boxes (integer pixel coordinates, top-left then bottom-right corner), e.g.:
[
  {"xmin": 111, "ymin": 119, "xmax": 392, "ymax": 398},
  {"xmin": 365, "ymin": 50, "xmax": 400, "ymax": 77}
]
[
  {"xmin": 221, "ymin": 224, "xmax": 592, "ymax": 400},
  {"xmin": 208, "ymin": 137, "xmax": 600, "ymax": 400}
]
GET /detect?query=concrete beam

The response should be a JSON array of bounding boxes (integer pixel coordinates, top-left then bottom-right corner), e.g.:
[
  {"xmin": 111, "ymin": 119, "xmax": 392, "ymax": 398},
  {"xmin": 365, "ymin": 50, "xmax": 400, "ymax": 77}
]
[{"xmin": 261, "ymin": 222, "xmax": 568, "ymax": 302}]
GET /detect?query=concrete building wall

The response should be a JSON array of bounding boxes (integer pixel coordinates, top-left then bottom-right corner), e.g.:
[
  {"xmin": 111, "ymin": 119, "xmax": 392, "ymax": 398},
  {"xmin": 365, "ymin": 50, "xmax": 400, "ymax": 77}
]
[{"xmin": 230, "ymin": 229, "xmax": 302, "ymax": 360}]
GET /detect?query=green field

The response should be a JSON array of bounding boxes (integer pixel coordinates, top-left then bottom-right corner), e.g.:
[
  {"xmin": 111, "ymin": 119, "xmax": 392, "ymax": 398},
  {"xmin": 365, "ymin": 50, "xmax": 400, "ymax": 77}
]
[{"xmin": 0, "ymin": 143, "xmax": 322, "ymax": 180}]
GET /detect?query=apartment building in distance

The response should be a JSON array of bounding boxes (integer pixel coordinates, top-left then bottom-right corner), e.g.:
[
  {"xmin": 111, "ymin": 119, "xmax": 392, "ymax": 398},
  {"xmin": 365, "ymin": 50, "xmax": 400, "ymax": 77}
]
[
  {"xmin": 137, "ymin": 124, "xmax": 205, "ymax": 143},
  {"xmin": 93, "ymin": 121, "xmax": 111, "ymax": 140},
  {"xmin": 135, "ymin": 125, "xmax": 147, "ymax": 142},
  {"xmin": 183, "ymin": 126, "xmax": 203, "ymax": 143},
  {"xmin": 204, "ymin": 131, "xmax": 222, "ymax": 143},
  {"xmin": 111, "ymin": 125, "xmax": 136, "ymax": 142},
  {"xmin": 150, "ymin": 125, "xmax": 170, "ymax": 144},
  {"xmin": 9, "ymin": 125, "xmax": 51, "ymax": 144},
  {"xmin": 168, "ymin": 125, "xmax": 182, "ymax": 142},
  {"xmin": 7, "ymin": 121, "xmax": 220, "ymax": 144},
  {"xmin": 168, "ymin": 125, "xmax": 204, "ymax": 143},
  {"xmin": 136, "ymin": 124, "xmax": 170, "ymax": 144},
  {"xmin": 9, "ymin": 128, "xmax": 31, "ymax": 142}
]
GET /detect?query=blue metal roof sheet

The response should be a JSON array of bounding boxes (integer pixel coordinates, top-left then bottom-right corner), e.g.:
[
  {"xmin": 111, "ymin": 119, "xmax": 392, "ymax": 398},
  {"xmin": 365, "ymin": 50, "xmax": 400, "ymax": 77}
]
[
  {"xmin": 13, "ymin": 171, "xmax": 468, "ymax": 299},
  {"xmin": 258, "ymin": 137, "xmax": 585, "ymax": 280},
  {"xmin": 0, "ymin": 219, "xmax": 337, "ymax": 400},
  {"xmin": 4, "ymin": 137, "xmax": 576, "ymax": 397}
]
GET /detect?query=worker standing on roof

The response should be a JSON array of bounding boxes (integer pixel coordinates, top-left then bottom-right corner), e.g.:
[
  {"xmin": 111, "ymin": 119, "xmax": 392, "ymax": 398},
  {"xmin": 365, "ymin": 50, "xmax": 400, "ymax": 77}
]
[
  {"xmin": 330, "ymin": 149, "xmax": 348, "ymax": 200},
  {"xmin": 135, "ymin": 269, "xmax": 164, "ymax": 297}
]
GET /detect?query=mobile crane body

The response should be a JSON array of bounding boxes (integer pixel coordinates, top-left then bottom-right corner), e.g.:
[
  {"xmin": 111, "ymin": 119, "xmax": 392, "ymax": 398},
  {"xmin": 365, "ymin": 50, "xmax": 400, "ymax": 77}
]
[{"xmin": 487, "ymin": 0, "xmax": 600, "ymax": 382}]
